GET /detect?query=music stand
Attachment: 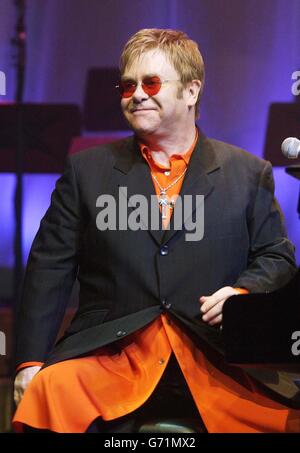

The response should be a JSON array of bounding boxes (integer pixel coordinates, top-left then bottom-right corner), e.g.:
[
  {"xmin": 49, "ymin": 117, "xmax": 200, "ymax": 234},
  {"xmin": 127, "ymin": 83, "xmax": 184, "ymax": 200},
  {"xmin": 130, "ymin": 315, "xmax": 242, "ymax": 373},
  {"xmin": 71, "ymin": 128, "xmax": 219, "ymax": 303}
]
[
  {"xmin": 0, "ymin": 103, "xmax": 81, "ymax": 173},
  {"xmin": 83, "ymin": 67, "xmax": 129, "ymax": 131}
]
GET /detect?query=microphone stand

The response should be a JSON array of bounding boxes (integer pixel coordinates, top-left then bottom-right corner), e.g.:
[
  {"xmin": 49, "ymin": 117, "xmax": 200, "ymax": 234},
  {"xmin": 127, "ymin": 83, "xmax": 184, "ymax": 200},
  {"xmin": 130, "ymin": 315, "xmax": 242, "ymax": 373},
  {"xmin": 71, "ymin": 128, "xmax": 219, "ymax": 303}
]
[
  {"xmin": 12, "ymin": 0, "xmax": 26, "ymax": 306},
  {"xmin": 9, "ymin": 0, "xmax": 27, "ymax": 414},
  {"xmin": 285, "ymin": 165, "xmax": 300, "ymax": 218}
]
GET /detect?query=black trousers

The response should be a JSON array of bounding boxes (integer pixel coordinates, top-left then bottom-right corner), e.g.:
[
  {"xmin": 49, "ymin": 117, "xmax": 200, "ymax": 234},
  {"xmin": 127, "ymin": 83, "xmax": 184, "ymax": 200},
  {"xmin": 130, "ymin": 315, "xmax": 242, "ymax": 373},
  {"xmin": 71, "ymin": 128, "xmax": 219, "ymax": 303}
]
[{"xmin": 24, "ymin": 353, "xmax": 207, "ymax": 433}]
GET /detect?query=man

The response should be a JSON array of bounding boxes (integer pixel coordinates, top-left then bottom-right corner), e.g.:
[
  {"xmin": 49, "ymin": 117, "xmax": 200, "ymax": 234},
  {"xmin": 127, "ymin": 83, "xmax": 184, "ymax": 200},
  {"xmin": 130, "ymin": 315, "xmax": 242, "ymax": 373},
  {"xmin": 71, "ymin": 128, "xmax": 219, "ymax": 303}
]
[{"xmin": 13, "ymin": 29, "xmax": 299, "ymax": 433}]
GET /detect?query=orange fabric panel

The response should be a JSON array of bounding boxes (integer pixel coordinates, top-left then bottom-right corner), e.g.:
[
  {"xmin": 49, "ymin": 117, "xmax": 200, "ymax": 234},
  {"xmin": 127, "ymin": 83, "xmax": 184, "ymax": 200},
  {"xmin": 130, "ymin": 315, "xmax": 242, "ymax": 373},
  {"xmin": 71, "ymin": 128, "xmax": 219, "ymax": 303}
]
[
  {"xmin": 16, "ymin": 362, "xmax": 44, "ymax": 373},
  {"xmin": 161, "ymin": 316, "xmax": 299, "ymax": 433},
  {"xmin": 234, "ymin": 287, "xmax": 249, "ymax": 295},
  {"xmin": 13, "ymin": 318, "xmax": 172, "ymax": 433},
  {"xmin": 13, "ymin": 315, "xmax": 300, "ymax": 433}
]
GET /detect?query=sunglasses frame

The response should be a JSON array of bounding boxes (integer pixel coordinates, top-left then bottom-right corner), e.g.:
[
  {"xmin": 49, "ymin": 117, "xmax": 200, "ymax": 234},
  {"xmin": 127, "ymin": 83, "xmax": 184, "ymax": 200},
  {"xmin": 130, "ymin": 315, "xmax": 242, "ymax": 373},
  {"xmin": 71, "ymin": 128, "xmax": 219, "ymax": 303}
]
[{"xmin": 116, "ymin": 76, "xmax": 180, "ymax": 98}]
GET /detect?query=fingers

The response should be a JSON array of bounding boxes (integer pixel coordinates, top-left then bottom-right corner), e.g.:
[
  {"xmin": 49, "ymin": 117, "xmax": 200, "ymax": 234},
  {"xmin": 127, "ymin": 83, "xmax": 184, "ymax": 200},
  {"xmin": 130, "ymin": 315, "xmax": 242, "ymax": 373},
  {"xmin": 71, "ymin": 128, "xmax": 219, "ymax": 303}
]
[
  {"xmin": 199, "ymin": 286, "xmax": 239, "ymax": 326},
  {"xmin": 207, "ymin": 314, "xmax": 222, "ymax": 326},
  {"xmin": 200, "ymin": 298, "xmax": 225, "ymax": 325},
  {"xmin": 13, "ymin": 365, "xmax": 42, "ymax": 406},
  {"xmin": 14, "ymin": 377, "xmax": 26, "ymax": 406},
  {"xmin": 14, "ymin": 385, "xmax": 23, "ymax": 406}
]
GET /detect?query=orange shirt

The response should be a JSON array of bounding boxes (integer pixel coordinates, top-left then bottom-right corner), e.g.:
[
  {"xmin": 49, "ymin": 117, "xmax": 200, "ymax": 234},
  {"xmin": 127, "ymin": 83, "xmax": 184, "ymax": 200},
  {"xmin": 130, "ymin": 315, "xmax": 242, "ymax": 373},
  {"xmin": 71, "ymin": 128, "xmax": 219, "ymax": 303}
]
[
  {"xmin": 13, "ymin": 130, "xmax": 300, "ymax": 433},
  {"xmin": 140, "ymin": 129, "xmax": 197, "ymax": 229}
]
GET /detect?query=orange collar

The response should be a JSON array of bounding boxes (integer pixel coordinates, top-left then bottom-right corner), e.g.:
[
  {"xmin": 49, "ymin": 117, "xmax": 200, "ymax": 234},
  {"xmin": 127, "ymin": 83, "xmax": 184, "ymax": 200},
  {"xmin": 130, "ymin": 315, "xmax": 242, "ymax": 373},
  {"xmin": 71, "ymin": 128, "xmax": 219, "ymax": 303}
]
[{"xmin": 139, "ymin": 128, "xmax": 198, "ymax": 170}]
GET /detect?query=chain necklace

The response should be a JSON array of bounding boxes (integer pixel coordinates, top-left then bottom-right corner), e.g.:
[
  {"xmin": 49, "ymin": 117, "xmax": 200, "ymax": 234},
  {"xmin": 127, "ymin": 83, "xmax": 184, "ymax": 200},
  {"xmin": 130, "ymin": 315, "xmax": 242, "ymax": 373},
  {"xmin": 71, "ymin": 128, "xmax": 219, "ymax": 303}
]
[{"xmin": 151, "ymin": 168, "xmax": 187, "ymax": 219}]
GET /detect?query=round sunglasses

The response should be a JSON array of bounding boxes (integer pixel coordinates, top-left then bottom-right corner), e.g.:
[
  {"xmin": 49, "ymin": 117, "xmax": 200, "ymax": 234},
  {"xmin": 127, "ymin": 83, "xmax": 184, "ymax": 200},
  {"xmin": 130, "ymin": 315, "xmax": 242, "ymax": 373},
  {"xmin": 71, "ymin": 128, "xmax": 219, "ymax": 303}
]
[{"xmin": 116, "ymin": 76, "xmax": 180, "ymax": 98}]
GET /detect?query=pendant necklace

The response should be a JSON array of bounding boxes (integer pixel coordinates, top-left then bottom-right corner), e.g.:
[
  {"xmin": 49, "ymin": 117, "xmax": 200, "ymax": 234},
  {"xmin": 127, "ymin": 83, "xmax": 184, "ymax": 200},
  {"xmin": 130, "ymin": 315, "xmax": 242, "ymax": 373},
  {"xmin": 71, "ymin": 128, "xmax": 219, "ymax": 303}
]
[{"xmin": 151, "ymin": 168, "xmax": 187, "ymax": 219}]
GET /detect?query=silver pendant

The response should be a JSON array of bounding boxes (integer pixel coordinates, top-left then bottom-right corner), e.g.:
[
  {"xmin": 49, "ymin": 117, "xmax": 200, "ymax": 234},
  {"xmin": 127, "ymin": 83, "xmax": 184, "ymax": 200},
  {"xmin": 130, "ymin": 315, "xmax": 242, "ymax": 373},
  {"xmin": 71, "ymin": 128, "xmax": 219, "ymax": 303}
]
[{"xmin": 158, "ymin": 191, "xmax": 172, "ymax": 219}]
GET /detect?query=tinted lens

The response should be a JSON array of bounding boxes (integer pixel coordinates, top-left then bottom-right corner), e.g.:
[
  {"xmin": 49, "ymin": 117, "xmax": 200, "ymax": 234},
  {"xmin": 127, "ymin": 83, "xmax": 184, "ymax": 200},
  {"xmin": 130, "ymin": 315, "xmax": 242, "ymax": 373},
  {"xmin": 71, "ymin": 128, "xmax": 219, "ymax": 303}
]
[
  {"xmin": 142, "ymin": 77, "xmax": 162, "ymax": 96},
  {"xmin": 119, "ymin": 80, "xmax": 137, "ymax": 98},
  {"xmin": 118, "ymin": 76, "xmax": 162, "ymax": 98}
]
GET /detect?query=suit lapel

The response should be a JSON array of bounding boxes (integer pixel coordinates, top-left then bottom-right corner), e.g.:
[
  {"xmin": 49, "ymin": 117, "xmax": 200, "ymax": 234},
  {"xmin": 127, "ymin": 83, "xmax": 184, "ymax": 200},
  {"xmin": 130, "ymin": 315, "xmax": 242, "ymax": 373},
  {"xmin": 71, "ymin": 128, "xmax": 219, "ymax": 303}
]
[
  {"xmin": 111, "ymin": 136, "xmax": 165, "ymax": 245},
  {"xmin": 162, "ymin": 132, "xmax": 220, "ymax": 244}
]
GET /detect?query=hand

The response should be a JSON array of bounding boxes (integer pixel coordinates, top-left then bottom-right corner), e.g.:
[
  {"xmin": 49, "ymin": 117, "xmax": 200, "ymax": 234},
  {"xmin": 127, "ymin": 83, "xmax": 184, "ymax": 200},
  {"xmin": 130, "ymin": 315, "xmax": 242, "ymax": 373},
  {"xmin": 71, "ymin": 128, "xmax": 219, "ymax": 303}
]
[
  {"xmin": 14, "ymin": 366, "xmax": 42, "ymax": 406},
  {"xmin": 199, "ymin": 286, "xmax": 239, "ymax": 327}
]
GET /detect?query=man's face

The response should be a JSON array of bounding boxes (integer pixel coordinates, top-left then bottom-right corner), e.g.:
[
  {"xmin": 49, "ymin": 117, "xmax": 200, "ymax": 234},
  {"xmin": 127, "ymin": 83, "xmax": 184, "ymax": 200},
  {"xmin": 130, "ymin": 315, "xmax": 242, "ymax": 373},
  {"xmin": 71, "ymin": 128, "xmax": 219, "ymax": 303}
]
[{"xmin": 120, "ymin": 49, "xmax": 191, "ymax": 138}]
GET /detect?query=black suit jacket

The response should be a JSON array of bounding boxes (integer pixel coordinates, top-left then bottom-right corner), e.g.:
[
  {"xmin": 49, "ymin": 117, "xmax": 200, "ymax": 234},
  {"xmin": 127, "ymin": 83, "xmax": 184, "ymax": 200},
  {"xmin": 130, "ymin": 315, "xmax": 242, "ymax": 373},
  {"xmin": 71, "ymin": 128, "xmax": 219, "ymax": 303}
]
[{"xmin": 16, "ymin": 133, "xmax": 299, "ymax": 405}]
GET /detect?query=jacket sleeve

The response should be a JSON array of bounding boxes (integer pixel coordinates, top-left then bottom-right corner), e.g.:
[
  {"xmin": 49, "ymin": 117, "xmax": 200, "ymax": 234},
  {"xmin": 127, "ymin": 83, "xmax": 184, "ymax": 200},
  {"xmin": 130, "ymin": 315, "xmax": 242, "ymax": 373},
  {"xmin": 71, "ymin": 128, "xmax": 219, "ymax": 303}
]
[
  {"xmin": 15, "ymin": 156, "xmax": 83, "ymax": 367},
  {"xmin": 234, "ymin": 161, "xmax": 297, "ymax": 293}
]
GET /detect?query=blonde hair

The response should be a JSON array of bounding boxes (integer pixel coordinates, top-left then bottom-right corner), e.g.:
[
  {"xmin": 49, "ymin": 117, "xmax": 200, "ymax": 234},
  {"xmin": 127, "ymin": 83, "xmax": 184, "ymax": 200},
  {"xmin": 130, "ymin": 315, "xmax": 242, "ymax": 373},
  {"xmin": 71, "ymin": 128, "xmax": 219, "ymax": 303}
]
[{"xmin": 119, "ymin": 28, "xmax": 205, "ymax": 118}]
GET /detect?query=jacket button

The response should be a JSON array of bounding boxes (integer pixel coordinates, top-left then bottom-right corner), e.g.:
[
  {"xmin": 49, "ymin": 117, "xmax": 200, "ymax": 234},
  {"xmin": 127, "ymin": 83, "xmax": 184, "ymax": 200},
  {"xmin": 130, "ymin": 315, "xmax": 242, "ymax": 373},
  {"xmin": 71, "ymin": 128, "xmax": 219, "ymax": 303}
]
[
  {"xmin": 161, "ymin": 299, "xmax": 172, "ymax": 310},
  {"xmin": 116, "ymin": 330, "xmax": 126, "ymax": 337},
  {"xmin": 160, "ymin": 245, "xmax": 169, "ymax": 256}
]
